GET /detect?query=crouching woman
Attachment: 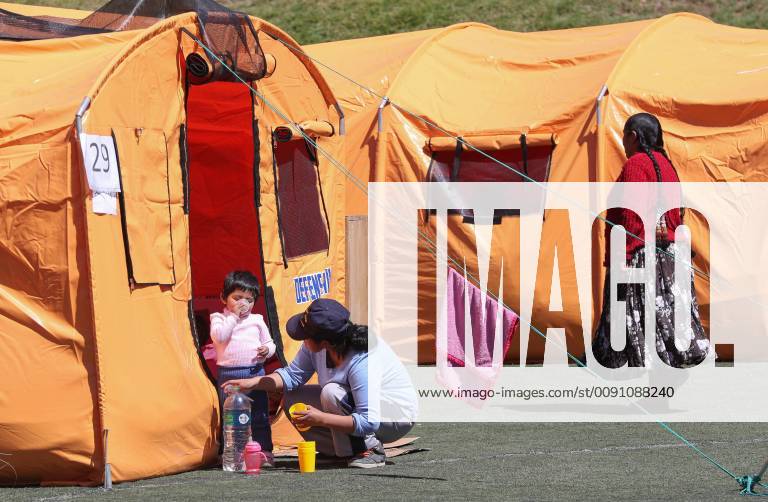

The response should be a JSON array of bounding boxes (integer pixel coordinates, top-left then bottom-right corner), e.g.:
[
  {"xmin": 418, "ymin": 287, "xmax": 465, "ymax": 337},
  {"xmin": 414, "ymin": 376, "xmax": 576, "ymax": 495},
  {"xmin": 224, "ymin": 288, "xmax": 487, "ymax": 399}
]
[{"xmin": 223, "ymin": 298, "xmax": 418, "ymax": 468}]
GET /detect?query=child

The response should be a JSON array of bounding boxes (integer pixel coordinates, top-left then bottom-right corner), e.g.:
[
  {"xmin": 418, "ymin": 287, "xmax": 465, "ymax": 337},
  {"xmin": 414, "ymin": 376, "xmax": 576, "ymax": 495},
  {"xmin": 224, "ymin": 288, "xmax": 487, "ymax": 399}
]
[{"xmin": 211, "ymin": 270, "xmax": 276, "ymax": 465}]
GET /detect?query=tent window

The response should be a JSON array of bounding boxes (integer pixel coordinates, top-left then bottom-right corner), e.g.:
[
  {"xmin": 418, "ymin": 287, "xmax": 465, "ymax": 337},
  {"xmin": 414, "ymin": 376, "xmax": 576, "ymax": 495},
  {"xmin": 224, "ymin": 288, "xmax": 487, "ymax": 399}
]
[
  {"xmin": 272, "ymin": 134, "xmax": 329, "ymax": 261},
  {"xmin": 113, "ymin": 128, "xmax": 175, "ymax": 285},
  {"xmin": 428, "ymin": 144, "xmax": 553, "ymax": 183},
  {"xmin": 427, "ymin": 139, "xmax": 555, "ymax": 223}
]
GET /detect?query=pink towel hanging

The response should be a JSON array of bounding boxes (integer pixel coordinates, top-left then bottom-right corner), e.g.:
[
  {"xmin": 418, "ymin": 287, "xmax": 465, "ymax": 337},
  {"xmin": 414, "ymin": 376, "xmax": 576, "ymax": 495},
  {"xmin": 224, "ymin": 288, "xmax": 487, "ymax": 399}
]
[{"xmin": 445, "ymin": 266, "xmax": 519, "ymax": 367}]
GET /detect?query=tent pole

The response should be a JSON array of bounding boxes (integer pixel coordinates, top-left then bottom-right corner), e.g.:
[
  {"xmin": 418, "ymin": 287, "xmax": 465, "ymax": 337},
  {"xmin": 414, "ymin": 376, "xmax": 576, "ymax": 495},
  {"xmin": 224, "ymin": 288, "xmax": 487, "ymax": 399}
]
[
  {"xmin": 377, "ymin": 97, "xmax": 389, "ymax": 133},
  {"xmin": 334, "ymin": 102, "xmax": 346, "ymax": 135},
  {"xmin": 592, "ymin": 84, "xmax": 609, "ymax": 328},
  {"xmin": 595, "ymin": 84, "xmax": 607, "ymax": 126},
  {"xmin": 595, "ymin": 84, "xmax": 608, "ymax": 181},
  {"xmin": 75, "ymin": 96, "xmax": 91, "ymax": 136}
]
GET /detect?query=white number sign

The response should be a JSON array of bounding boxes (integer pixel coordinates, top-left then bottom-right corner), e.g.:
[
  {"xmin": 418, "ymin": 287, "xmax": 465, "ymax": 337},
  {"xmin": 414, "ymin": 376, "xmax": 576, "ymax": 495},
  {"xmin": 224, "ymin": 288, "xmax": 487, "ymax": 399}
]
[{"xmin": 79, "ymin": 133, "xmax": 121, "ymax": 193}]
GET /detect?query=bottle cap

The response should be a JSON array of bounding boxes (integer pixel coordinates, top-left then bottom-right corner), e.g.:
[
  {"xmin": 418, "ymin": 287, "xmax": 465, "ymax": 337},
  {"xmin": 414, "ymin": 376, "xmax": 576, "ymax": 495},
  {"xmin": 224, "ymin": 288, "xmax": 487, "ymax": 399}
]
[{"xmin": 245, "ymin": 441, "xmax": 262, "ymax": 453}]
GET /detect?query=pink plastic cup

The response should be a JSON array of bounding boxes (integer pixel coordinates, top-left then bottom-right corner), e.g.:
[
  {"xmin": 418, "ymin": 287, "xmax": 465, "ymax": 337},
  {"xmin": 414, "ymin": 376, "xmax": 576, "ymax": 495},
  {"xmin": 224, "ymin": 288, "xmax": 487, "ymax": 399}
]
[{"xmin": 244, "ymin": 441, "xmax": 267, "ymax": 475}]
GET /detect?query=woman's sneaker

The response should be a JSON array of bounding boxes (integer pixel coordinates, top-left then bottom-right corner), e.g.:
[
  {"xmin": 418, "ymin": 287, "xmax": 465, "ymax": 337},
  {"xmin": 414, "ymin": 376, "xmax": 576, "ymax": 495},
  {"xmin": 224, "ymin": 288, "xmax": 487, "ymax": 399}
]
[
  {"xmin": 262, "ymin": 452, "xmax": 275, "ymax": 468},
  {"xmin": 348, "ymin": 445, "xmax": 386, "ymax": 468}
]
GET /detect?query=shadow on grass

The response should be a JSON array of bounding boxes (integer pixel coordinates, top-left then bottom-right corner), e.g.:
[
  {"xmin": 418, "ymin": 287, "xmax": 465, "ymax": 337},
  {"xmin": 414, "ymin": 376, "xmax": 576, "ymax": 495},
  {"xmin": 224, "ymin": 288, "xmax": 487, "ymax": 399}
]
[
  {"xmin": 273, "ymin": 459, "xmax": 349, "ymax": 471},
  {"xmin": 351, "ymin": 472, "xmax": 448, "ymax": 481}
]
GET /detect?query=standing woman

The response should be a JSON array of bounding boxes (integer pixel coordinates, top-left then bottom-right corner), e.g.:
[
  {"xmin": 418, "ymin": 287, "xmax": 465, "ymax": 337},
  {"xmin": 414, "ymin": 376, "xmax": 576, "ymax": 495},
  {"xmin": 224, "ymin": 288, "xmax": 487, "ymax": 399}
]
[
  {"xmin": 592, "ymin": 113, "xmax": 710, "ymax": 368},
  {"xmin": 223, "ymin": 299, "xmax": 418, "ymax": 468}
]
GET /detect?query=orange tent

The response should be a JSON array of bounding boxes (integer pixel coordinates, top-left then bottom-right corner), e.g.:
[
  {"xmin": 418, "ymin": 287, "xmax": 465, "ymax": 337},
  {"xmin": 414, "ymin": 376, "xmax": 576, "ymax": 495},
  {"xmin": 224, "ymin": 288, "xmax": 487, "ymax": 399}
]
[
  {"xmin": 308, "ymin": 15, "xmax": 768, "ymax": 364},
  {"xmin": 0, "ymin": 2, "xmax": 346, "ymax": 485}
]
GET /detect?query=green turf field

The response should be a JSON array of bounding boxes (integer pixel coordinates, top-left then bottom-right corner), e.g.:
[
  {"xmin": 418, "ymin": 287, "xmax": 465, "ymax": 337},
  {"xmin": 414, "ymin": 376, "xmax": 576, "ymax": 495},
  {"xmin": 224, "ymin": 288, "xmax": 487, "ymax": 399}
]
[
  {"xmin": 3, "ymin": 422, "xmax": 766, "ymax": 501},
  {"xmin": 8, "ymin": 0, "xmax": 768, "ymax": 44}
]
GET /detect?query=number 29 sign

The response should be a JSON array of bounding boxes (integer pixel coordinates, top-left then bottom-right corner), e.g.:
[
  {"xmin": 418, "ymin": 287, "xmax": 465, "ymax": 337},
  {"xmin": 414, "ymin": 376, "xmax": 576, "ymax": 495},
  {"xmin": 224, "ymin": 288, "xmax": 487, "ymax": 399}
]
[{"xmin": 78, "ymin": 133, "xmax": 121, "ymax": 193}]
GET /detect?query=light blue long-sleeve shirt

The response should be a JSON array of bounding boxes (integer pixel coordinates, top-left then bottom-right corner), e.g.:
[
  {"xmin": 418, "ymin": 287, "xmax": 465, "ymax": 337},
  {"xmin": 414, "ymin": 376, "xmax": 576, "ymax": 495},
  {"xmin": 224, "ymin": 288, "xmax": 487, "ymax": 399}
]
[{"xmin": 275, "ymin": 341, "xmax": 417, "ymax": 437}]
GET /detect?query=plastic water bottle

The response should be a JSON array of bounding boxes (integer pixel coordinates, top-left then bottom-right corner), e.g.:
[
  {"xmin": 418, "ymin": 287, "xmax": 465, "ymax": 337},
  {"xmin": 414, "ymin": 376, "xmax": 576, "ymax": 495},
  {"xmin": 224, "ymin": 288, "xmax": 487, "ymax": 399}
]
[{"xmin": 222, "ymin": 385, "xmax": 252, "ymax": 472}]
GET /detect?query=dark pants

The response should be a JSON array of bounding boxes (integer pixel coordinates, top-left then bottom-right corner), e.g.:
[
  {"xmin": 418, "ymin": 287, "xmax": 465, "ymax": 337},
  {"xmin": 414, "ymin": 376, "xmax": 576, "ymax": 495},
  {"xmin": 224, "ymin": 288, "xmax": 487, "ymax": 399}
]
[{"xmin": 217, "ymin": 364, "xmax": 273, "ymax": 452}]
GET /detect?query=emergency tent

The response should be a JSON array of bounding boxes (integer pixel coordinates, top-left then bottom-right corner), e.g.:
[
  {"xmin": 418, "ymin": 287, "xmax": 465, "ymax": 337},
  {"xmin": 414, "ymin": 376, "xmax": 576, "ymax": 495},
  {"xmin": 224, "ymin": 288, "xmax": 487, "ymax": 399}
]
[
  {"xmin": 0, "ymin": 1, "xmax": 346, "ymax": 485},
  {"xmin": 307, "ymin": 15, "xmax": 768, "ymax": 364}
]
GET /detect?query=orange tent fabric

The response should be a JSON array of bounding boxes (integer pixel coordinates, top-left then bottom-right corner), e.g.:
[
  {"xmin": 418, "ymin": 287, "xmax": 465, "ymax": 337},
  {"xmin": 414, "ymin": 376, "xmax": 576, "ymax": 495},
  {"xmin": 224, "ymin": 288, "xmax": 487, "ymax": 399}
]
[
  {"xmin": 308, "ymin": 15, "xmax": 768, "ymax": 364},
  {"xmin": 0, "ymin": 4, "xmax": 346, "ymax": 485}
]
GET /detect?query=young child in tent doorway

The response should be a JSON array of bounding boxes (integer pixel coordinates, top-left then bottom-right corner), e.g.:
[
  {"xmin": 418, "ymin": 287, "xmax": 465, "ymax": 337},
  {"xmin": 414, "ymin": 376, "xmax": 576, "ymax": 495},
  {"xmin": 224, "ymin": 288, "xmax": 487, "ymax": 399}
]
[{"xmin": 211, "ymin": 270, "xmax": 276, "ymax": 466}]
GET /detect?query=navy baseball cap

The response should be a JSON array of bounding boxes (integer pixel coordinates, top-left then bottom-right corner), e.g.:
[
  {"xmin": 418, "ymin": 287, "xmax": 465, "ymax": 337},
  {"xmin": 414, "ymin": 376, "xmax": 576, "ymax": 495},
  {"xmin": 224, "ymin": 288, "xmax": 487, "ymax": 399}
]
[{"xmin": 286, "ymin": 298, "xmax": 351, "ymax": 341}]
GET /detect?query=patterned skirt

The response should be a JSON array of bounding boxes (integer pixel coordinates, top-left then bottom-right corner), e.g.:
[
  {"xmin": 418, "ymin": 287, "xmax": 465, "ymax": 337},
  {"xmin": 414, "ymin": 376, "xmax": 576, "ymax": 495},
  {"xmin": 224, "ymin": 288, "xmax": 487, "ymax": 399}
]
[{"xmin": 592, "ymin": 242, "xmax": 711, "ymax": 368}]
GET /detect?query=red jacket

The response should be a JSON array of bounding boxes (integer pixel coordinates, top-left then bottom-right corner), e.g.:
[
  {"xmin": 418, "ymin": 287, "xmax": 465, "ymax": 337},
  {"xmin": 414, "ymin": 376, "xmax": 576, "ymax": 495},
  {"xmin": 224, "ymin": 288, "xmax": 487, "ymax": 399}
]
[{"xmin": 605, "ymin": 151, "xmax": 682, "ymax": 262}]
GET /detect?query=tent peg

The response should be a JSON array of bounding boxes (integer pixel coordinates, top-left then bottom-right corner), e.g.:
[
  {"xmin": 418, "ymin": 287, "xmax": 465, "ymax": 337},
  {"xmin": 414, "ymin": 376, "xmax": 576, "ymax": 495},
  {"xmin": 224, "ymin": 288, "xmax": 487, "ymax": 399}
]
[{"xmin": 103, "ymin": 428, "xmax": 112, "ymax": 490}]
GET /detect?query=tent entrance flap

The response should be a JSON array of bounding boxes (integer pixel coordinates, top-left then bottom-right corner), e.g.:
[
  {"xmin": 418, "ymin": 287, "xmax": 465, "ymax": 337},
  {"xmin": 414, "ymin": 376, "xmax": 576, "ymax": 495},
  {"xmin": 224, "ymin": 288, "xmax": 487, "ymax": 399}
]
[{"xmin": 186, "ymin": 81, "xmax": 267, "ymax": 337}]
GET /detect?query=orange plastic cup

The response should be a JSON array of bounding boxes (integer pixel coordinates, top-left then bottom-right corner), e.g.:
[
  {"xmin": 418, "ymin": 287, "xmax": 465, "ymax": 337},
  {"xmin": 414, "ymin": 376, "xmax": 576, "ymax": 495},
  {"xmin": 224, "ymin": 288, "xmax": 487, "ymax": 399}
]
[
  {"xmin": 288, "ymin": 402, "xmax": 310, "ymax": 432},
  {"xmin": 297, "ymin": 441, "xmax": 316, "ymax": 473}
]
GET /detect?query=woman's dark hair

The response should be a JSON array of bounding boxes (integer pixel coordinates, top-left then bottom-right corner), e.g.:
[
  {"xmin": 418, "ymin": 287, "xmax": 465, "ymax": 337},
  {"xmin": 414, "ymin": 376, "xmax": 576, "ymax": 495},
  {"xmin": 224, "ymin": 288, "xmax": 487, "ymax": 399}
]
[
  {"xmin": 624, "ymin": 112, "xmax": 684, "ymax": 220},
  {"xmin": 221, "ymin": 270, "xmax": 260, "ymax": 299},
  {"xmin": 624, "ymin": 112, "xmax": 678, "ymax": 181},
  {"xmin": 326, "ymin": 322, "xmax": 370, "ymax": 356}
]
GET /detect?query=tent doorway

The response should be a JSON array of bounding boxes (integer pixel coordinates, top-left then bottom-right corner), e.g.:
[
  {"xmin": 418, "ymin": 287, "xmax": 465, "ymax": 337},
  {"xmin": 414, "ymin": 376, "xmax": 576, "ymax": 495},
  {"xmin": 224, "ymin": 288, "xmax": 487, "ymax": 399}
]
[{"xmin": 185, "ymin": 81, "xmax": 273, "ymax": 374}]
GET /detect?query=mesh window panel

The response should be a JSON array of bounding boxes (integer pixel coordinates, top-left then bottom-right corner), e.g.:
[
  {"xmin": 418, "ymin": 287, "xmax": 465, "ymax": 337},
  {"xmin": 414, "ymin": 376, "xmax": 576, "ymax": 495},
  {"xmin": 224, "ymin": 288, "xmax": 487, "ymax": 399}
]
[
  {"xmin": 428, "ymin": 144, "xmax": 554, "ymax": 222},
  {"xmin": 0, "ymin": 0, "xmax": 266, "ymax": 81},
  {"xmin": 0, "ymin": 8, "xmax": 106, "ymax": 40},
  {"xmin": 428, "ymin": 146, "xmax": 552, "ymax": 183},
  {"xmin": 275, "ymin": 139, "xmax": 329, "ymax": 259}
]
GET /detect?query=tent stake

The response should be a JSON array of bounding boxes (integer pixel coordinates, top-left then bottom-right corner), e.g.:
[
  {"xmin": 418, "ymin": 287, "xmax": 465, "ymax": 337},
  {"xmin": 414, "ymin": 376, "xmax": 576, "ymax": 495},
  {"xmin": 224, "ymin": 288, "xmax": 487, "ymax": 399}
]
[{"xmin": 103, "ymin": 429, "xmax": 112, "ymax": 490}]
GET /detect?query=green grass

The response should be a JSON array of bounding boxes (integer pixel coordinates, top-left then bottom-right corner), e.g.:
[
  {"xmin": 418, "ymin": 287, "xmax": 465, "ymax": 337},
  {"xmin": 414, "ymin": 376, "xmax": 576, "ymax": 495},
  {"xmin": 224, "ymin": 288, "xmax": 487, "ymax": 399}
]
[
  {"xmin": 2, "ymin": 423, "xmax": 767, "ymax": 500},
  {"xmin": 7, "ymin": 0, "xmax": 768, "ymax": 44}
]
